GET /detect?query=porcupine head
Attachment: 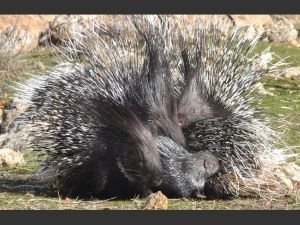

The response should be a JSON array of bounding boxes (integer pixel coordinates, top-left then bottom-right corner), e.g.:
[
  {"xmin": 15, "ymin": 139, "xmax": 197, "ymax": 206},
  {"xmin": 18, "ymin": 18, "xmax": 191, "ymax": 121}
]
[{"xmin": 156, "ymin": 136, "xmax": 220, "ymax": 198}]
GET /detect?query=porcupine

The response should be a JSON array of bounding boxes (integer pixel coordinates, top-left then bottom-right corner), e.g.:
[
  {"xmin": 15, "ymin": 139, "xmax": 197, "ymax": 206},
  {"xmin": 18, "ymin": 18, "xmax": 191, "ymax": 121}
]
[
  {"xmin": 174, "ymin": 16, "xmax": 287, "ymax": 197},
  {"xmin": 6, "ymin": 16, "xmax": 220, "ymax": 198}
]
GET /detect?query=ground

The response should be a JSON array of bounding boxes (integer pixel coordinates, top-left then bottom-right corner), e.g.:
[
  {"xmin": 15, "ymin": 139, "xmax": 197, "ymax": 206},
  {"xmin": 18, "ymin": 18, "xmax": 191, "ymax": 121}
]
[{"xmin": 0, "ymin": 42, "xmax": 300, "ymax": 210}]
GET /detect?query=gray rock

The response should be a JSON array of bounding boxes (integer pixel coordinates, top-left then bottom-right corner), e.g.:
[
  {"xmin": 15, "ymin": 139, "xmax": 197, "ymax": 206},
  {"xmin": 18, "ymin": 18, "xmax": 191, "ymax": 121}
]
[{"xmin": 266, "ymin": 15, "xmax": 299, "ymax": 44}]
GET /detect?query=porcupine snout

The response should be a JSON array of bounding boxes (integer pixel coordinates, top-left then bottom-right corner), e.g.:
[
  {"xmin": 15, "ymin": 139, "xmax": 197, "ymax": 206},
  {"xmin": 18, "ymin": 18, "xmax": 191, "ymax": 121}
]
[
  {"xmin": 189, "ymin": 152, "xmax": 220, "ymax": 198},
  {"xmin": 203, "ymin": 152, "xmax": 220, "ymax": 177}
]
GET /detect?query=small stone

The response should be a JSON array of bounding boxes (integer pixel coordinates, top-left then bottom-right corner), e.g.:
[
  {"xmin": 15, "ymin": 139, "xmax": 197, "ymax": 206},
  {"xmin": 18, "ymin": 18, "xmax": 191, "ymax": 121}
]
[
  {"xmin": 0, "ymin": 148, "xmax": 25, "ymax": 167},
  {"xmin": 281, "ymin": 67, "xmax": 300, "ymax": 78},
  {"xmin": 251, "ymin": 82, "xmax": 274, "ymax": 96},
  {"xmin": 258, "ymin": 52, "xmax": 273, "ymax": 69},
  {"xmin": 144, "ymin": 191, "xmax": 168, "ymax": 210},
  {"xmin": 287, "ymin": 39, "xmax": 300, "ymax": 47},
  {"xmin": 274, "ymin": 168, "xmax": 294, "ymax": 192},
  {"xmin": 34, "ymin": 61, "xmax": 46, "ymax": 71},
  {"xmin": 284, "ymin": 163, "xmax": 300, "ymax": 193}
]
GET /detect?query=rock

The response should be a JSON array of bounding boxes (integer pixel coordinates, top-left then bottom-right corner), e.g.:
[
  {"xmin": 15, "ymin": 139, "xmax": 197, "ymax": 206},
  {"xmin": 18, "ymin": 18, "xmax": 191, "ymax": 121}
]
[
  {"xmin": 280, "ymin": 67, "xmax": 300, "ymax": 78},
  {"xmin": 256, "ymin": 52, "xmax": 273, "ymax": 70},
  {"xmin": 0, "ymin": 97, "xmax": 32, "ymax": 152},
  {"xmin": 144, "ymin": 191, "xmax": 168, "ymax": 210},
  {"xmin": 281, "ymin": 163, "xmax": 300, "ymax": 194},
  {"xmin": 229, "ymin": 15, "xmax": 274, "ymax": 34},
  {"xmin": 38, "ymin": 15, "xmax": 93, "ymax": 47},
  {"xmin": 179, "ymin": 15, "xmax": 233, "ymax": 26},
  {"xmin": 0, "ymin": 15, "xmax": 56, "ymax": 51},
  {"xmin": 0, "ymin": 148, "xmax": 25, "ymax": 167},
  {"xmin": 280, "ymin": 15, "xmax": 300, "ymax": 31},
  {"xmin": 33, "ymin": 61, "xmax": 46, "ymax": 71},
  {"xmin": 0, "ymin": 26, "xmax": 34, "ymax": 55},
  {"xmin": 38, "ymin": 15, "xmax": 128, "ymax": 47},
  {"xmin": 38, "ymin": 15, "xmax": 233, "ymax": 48},
  {"xmin": 229, "ymin": 15, "xmax": 300, "ymax": 45},
  {"xmin": 266, "ymin": 15, "xmax": 299, "ymax": 45},
  {"xmin": 287, "ymin": 39, "xmax": 300, "ymax": 48},
  {"xmin": 274, "ymin": 168, "xmax": 294, "ymax": 192},
  {"xmin": 0, "ymin": 124, "xmax": 35, "ymax": 152},
  {"xmin": 251, "ymin": 82, "xmax": 274, "ymax": 96},
  {"xmin": 0, "ymin": 14, "xmax": 299, "ymax": 52},
  {"xmin": 1, "ymin": 101, "xmax": 29, "ymax": 133}
]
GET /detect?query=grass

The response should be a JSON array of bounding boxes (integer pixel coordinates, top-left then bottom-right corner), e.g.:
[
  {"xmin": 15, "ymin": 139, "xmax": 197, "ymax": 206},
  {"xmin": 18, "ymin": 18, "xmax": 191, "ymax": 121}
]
[
  {"xmin": 1, "ymin": 150, "xmax": 300, "ymax": 210},
  {"xmin": 251, "ymin": 41, "xmax": 300, "ymax": 67},
  {"xmin": 0, "ymin": 41, "xmax": 300, "ymax": 209},
  {"xmin": 1, "ymin": 192, "xmax": 300, "ymax": 210},
  {"xmin": 249, "ymin": 40, "xmax": 300, "ymax": 158},
  {"xmin": 0, "ymin": 47, "xmax": 57, "ymax": 108},
  {"xmin": 254, "ymin": 76, "xmax": 300, "ymax": 155}
]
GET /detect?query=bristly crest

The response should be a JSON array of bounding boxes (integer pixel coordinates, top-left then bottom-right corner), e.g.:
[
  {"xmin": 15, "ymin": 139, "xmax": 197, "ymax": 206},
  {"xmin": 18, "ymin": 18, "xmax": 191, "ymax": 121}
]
[{"xmin": 177, "ymin": 16, "xmax": 286, "ymax": 120}]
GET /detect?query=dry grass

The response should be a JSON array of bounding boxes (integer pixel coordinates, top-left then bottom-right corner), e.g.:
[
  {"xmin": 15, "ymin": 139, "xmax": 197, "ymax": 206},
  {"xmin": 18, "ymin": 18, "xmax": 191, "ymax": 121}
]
[
  {"xmin": 0, "ymin": 20, "xmax": 26, "ymax": 76},
  {"xmin": 0, "ymin": 191, "xmax": 299, "ymax": 210}
]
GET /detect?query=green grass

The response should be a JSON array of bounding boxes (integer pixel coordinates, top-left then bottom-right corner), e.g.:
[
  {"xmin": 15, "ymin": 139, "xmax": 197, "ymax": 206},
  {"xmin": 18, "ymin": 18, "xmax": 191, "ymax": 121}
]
[
  {"xmin": 255, "ymin": 76, "xmax": 300, "ymax": 154},
  {"xmin": 249, "ymin": 76, "xmax": 300, "ymax": 161},
  {"xmin": 0, "ymin": 190, "xmax": 299, "ymax": 210},
  {"xmin": 251, "ymin": 41, "xmax": 300, "ymax": 67},
  {"xmin": 1, "ymin": 42, "xmax": 300, "ymax": 209},
  {"xmin": 18, "ymin": 47, "xmax": 58, "ymax": 72},
  {"xmin": 0, "ymin": 47, "xmax": 57, "ymax": 106},
  {"xmin": 249, "ymin": 40, "xmax": 300, "ymax": 157}
]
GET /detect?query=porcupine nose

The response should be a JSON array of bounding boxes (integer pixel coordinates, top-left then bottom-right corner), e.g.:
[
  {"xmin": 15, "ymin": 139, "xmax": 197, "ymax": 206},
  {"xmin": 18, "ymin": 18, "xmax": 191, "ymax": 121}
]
[
  {"xmin": 204, "ymin": 154, "xmax": 220, "ymax": 176},
  {"xmin": 177, "ymin": 113, "xmax": 185, "ymax": 128}
]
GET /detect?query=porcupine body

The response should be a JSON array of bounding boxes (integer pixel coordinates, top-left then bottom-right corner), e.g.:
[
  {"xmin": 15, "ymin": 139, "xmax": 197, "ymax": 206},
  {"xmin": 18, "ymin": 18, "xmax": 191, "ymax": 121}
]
[
  {"xmin": 175, "ymin": 17, "xmax": 287, "ymax": 197},
  {"xmin": 15, "ymin": 62, "xmax": 163, "ymax": 198},
  {"xmin": 8, "ymin": 16, "xmax": 220, "ymax": 198}
]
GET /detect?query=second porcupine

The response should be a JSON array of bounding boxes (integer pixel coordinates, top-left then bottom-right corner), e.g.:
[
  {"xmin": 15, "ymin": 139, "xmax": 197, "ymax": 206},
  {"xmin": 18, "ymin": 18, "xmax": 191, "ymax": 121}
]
[
  {"xmin": 174, "ymin": 17, "xmax": 289, "ymax": 197},
  {"xmin": 8, "ymin": 16, "xmax": 220, "ymax": 198}
]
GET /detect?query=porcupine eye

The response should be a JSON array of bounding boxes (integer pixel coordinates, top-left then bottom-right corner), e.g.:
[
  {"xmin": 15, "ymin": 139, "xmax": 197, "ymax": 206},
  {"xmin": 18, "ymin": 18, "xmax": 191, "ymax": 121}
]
[{"xmin": 191, "ymin": 108, "xmax": 196, "ymax": 114}]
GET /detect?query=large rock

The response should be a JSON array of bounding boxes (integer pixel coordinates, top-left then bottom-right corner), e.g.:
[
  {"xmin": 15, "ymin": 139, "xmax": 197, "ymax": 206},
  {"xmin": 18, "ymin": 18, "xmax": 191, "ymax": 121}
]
[
  {"xmin": 0, "ymin": 15, "xmax": 56, "ymax": 52},
  {"xmin": 229, "ymin": 15, "xmax": 300, "ymax": 46},
  {"xmin": 280, "ymin": 15, "xmax": 300, "ymax": 30},
  {"xmin": 38, "ymin": 15, "xmax": 129, "ymax": 47},
  {"xmin": 266, "ymin": 15, "xmax": 299, "ymax": 45},
  {"xmin": 229, "ymin": 15, "xmax": 274, "ymax": 34},
  {"xmin": 0, "ymin": 15, "xmax": 299, "ymax": 51}
]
